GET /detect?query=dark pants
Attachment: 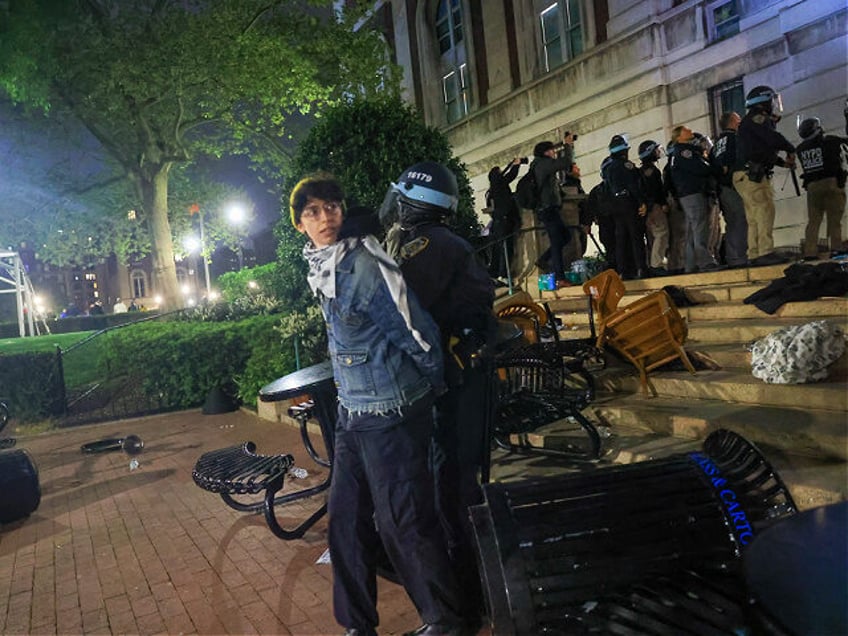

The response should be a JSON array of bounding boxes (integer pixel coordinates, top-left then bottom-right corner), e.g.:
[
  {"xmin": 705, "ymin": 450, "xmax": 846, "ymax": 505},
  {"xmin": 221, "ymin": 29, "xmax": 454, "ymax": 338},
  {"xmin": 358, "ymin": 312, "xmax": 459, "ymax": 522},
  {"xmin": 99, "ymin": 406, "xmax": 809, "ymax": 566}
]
[
  {"xmin": 489, "ymin": 213, "xmax": 520, "ymax": 278},
  {"xmin": 719, "ymin": 185, "xmax": 748, "ymax": 266},
  {"xmin": 432, "ymin": 366, "xmax": 489, "ymax": 626},
  {"xmin": 329, "ymin": 400, "xmax": 463, "ymax": 633},
  {"xmin": 612, "ymin": 201, "xmax": 645, "ymax": 279},
  {"xmin": 537, "ymin": 205, "xmax": 571, "ymax": 280}
]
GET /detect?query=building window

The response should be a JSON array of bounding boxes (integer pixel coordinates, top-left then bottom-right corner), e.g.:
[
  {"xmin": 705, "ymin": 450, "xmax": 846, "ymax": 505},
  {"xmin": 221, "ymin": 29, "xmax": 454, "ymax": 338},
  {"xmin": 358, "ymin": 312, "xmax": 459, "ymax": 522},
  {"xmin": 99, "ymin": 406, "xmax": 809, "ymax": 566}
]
[
  {"xmin": 540, "ymin": 1, "xmax": 583, "ymax": 72},
  {"xmin": 436, "ymin": 0, "xmax": 463, "ymax": 54},
  {"xmin": 130, "ymin": 269, "xmax": 147, "ymax": 299},
  {"xmin": 435, "ymin": 0, "xmax": 469, "ymax": 123},
  {"xmin": 707, "ymin": 0, "xmax": 740, "ymax": 42},
  {"xmin": 442, "ymin": 64, "xmax": 469, "ymax": 123},
  {"xmin": 710, "ymin": 78, "xmax": 745, "ymax": 134}
]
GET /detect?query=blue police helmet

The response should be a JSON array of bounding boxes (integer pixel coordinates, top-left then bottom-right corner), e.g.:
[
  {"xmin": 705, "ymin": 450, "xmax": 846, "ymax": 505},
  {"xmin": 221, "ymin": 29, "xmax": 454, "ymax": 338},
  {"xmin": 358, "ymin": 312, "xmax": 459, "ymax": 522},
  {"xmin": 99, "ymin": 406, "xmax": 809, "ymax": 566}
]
[
  {"xmin": 609, "ymin": 134, "xmax": 630, "ymax": 154},
  {"xmin": 395, "ymin": 161, "xmax": 459, "ymax": 212}
]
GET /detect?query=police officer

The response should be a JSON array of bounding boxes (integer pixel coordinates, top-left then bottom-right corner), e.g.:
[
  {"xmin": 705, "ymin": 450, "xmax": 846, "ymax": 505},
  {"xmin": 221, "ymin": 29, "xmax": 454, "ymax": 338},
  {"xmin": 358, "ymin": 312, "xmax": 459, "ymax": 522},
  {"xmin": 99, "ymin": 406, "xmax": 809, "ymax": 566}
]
[
  {"xmin": 709, "ymin": 111, "xmax": 749, "ymax": 267},
  {"xmin": 584, "ymin": 157, "xmax": 617, "ymax": 272},
  {"xmin": 380, "ymin": 161, "xmax": 495, "ymax": 633},
  {"xmin": 531, "ymin": 133, "xmax": 576, "ymax": 286},
  {"xmin": 796, "ymin": 117, "xmax": 848, "ymax": 259},
  {"xmin": 663, "ymin": 141, "xmax": 687, "ymax": 274},
  {"xmin": 733, "ymin": 85, "xmax": 796, "ymax": 266},
  {"xmin": 638, "ymin": 140, "xmax": 670, "ymax": 276},
  {"xmin": 669, "ymin": 125, "xmax": 722, "ymax": 272},
  {"xmin": 604, "ymin": 134, "xmax": 647, "ymax": 279}
]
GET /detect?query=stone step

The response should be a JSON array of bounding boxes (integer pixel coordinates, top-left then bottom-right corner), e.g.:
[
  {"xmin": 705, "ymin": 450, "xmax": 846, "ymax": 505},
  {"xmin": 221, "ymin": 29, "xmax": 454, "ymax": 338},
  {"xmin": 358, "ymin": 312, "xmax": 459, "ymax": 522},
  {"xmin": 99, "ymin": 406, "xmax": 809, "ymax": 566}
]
[
  {"xmin": 501, "ymin": 419, "xmax": 846, "ymax": 512},
  {"xmin": 693, "ymin": 342, "xmax": 848, "ymax": 378},
  {"xmin": 596, "ymin": 367, "xmax": 848, "ymax": 413},
  {"xmin": 686, "ymin": 317, "xmax": 848, "ymax": 344},
  {"xmin": 541, "ymin": 262, "xmax": 791, "ymax": 302},
  {"xmin": 589, "ymin": 393, "xmax": 848, "ymax": 461},
  {"xmin": 548, "ymin": 297, "xmax": 848, "ymax": 329}
]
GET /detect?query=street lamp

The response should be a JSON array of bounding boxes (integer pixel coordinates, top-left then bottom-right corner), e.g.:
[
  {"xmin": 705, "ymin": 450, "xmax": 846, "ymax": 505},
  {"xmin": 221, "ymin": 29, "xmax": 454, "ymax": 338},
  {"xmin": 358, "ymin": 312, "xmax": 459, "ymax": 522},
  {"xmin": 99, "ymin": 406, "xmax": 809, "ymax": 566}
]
[
  {"xmin": 226, "ymin": 202, "xmax": 248, "ymax": 270},
  {"xmin": 187, "ymin": 204, "xmax": 212, "ymax": 297}
]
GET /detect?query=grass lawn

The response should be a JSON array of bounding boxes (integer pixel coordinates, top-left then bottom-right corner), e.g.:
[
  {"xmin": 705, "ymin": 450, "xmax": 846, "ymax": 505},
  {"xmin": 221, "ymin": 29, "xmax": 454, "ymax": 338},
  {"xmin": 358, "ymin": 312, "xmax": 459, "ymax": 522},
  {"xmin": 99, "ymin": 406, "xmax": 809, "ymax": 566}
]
[
  {"xmin": 0, "ymin": 331, "xmax": 101, "ymax": 388},
  {"xmin": 0, "ymin": 331, "xmax": 96, "ymax": 354}
]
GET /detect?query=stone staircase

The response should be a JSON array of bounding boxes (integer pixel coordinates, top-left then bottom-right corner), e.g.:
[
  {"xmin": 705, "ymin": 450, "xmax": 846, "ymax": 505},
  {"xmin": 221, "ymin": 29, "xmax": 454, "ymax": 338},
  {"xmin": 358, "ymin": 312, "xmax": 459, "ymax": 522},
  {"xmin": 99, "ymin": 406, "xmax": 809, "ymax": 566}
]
[{"xmin": 503, "ymin": 262, "xmax": 848, "ymax": 510}]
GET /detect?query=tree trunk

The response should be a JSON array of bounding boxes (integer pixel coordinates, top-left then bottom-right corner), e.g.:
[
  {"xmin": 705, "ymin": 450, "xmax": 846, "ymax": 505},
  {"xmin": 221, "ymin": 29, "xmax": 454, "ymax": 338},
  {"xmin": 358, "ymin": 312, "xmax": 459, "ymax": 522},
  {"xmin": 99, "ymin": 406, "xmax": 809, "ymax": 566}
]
[{"xmin": 142, "ymin": 166, "xmax": 181, "ymax": 311}]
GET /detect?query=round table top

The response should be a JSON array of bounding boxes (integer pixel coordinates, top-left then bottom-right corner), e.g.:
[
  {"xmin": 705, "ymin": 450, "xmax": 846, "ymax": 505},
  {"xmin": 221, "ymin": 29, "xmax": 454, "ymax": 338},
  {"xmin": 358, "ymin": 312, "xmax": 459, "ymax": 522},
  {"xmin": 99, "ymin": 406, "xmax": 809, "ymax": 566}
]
[
  {"xmin": 259, "ymin": 360, "xmax": 335, "ymax": 402},
  {"xmin": 744, "ymin": 501, "xmax": 847, "ymax": 635}
]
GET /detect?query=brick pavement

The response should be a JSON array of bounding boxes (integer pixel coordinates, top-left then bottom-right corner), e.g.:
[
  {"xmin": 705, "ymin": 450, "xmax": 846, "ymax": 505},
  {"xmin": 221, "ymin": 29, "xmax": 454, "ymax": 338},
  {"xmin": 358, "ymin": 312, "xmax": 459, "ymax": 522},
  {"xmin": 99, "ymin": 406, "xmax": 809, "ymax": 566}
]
[{"xmin": 1, "ymin": 408, "xmax": 496, "ymax": 636}]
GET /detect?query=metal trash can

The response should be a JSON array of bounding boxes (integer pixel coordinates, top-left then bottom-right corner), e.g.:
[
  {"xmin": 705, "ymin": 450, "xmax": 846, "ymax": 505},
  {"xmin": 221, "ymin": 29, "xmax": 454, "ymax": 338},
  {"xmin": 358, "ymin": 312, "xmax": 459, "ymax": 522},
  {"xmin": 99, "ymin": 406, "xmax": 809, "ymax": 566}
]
[
  {"xmin": 470, "ymin": 429, "xmax": 797, "ymax": 635},
  {"xmin": 0, "ymin": 449, "xmax": 41, "ymax": 524}
]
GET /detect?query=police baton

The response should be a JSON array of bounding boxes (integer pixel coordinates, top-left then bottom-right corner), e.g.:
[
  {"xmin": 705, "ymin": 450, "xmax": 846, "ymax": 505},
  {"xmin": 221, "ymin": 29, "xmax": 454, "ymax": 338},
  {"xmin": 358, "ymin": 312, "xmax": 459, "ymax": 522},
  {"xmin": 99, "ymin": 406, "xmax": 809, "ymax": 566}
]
[{"xmin": 790, "ymin": 166, "xmax": 801, "ymax": 196}]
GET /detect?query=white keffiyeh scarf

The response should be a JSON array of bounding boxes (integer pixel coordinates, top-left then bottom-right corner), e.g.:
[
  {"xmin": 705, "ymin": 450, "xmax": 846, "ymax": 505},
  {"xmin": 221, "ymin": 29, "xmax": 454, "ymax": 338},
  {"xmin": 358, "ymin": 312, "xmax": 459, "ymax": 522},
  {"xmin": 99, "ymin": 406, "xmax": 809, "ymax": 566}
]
[{"xmin": 303, "ymin": 236, "xmax": 431, "ymax": 352}]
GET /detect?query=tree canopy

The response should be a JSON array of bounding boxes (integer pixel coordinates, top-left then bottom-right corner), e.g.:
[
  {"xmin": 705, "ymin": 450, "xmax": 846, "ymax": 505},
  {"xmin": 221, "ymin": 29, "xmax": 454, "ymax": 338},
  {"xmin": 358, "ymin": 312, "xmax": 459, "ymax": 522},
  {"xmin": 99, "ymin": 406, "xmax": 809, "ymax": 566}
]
[
  {"xmin": 0, "ymin": 0, "xmax": 398, "ymax": 309},
  {"xmin": 273, "ymin": 95, "xmax": 480, "ymax": 313}
]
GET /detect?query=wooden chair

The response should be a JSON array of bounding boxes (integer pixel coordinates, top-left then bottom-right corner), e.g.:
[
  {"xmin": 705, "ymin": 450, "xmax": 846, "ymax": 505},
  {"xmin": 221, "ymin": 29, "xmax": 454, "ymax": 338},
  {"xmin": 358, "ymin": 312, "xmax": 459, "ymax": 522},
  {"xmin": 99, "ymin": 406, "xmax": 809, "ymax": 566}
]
[
  {"xmin": 583, "ymin": 269, "xmax": 626, "ymax": 347},
  {"xmin": 495, "ymin": 291, "xmax": 549, "ymax": 343},
  {"xmin": 600, "ymin": 289, "xmax": 696, "ymax": 395}
]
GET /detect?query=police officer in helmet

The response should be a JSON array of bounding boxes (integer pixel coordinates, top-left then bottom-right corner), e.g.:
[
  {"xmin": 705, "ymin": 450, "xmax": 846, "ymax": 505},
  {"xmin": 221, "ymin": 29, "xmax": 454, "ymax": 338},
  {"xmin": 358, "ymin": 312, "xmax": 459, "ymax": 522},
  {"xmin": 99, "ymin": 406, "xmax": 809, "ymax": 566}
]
[
  {"xmin": 733, "ymin": 85, "xmax": 796, "ymax": 266},
  {"xmin": 796, "ymin": 117, "xmax": 848, "ymax": 259},
  {"xmin": 380, "ymin": 161, "xmax": 495, "ymax": 633},
  {"xmin": 604, "ymin": 134, "xmax": 647, "ymax": 279}
]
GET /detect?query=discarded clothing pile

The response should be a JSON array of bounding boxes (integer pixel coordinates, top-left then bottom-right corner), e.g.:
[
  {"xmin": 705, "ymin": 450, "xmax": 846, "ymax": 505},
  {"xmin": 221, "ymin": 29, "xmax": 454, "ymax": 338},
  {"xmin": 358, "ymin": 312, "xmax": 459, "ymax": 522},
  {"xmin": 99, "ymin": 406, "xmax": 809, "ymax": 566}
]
[{"xmin": 743, "ymin": 262, "xmax": 848, "ymax": 315}]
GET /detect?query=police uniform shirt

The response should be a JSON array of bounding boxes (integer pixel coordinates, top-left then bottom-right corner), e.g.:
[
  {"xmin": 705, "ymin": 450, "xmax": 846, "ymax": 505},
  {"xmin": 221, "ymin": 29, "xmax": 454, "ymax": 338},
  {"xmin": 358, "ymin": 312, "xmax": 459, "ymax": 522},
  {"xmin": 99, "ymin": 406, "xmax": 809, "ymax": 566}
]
[
  {"xmin": 397, "ymin": 223, "xmax": 494, "ymax": 338},
  {"xmin": 737, "ymin": 111, "xmax": 795, "ymax": 168},
  {"xmin": 606, "ymin": 156, "xmax": 644, "ymax": 206},
  {"xmin": 670, "ymin": 142, "xmax": 713, "ymax": 197},
  {"xmin": 710, "ymin": 129, "xmax": 739, "ymax": 187},
  {"xmin": 797, "ymin": 134, "xmax": 848, "ymax": 189},
  {"xmin": 639, "ymin": 163, "xmax": 666, "ymax": 207}
]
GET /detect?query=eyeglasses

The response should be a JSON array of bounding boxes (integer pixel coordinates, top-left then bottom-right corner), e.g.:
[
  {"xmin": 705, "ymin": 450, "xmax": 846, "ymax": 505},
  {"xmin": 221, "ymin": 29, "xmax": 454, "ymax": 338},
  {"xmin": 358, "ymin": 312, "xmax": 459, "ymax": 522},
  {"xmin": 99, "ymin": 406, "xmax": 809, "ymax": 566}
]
[{"xmin": 301, "ymin": 201, "xmax": 342, "ymax": 220}]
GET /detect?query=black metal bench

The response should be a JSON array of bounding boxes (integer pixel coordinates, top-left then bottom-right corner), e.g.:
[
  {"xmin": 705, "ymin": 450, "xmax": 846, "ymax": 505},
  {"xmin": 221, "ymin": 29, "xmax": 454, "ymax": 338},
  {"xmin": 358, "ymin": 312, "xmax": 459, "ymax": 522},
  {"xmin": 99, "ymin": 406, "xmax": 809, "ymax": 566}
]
[
  {"xmin": 470, "ymin": 429, "xmax": 797, "ymax": 635},
  {"xmin": 492, "ymin": 302, "xmax": 604, "ymax": 461},
  {"xmin": 192, "ymin": 361, "xmax": 337, "ymax": 540}
]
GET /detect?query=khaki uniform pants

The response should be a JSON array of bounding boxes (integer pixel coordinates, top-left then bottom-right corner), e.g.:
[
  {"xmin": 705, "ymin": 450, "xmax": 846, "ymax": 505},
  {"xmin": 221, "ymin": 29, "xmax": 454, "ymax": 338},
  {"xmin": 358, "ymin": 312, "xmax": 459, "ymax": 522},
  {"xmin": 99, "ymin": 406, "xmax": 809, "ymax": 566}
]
[
  {"xmin": 645, "ymin": 204, "xmax": 669, "ymax": 268},
  {"xmin": 733, "ymin": 171, "xmax": 775, "ymax": 260},
  {"xmin": 804, "ymin": 177, "xmax": 846, "ymax": 256}
]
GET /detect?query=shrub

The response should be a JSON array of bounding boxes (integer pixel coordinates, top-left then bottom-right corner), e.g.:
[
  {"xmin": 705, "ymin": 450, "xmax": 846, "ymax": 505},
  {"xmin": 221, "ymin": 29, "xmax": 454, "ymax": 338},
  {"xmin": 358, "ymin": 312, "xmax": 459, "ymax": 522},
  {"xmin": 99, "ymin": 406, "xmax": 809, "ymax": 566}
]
[
  {"xmin": 0, "ymin": 351, "xmax": 65, "ymax": 420},
  {"xmin": 99, "ymin": 315, "xmax": 284, "ymax": 409}
]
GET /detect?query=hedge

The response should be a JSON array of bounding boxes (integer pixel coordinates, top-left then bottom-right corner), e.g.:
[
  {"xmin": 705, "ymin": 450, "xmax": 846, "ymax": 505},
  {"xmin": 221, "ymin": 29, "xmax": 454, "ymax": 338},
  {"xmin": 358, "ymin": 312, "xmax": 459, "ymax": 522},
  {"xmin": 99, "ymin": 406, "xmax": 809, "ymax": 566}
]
[{"xmin": 0, "ymin": 351, "xmax": 66, "ymax": 421}]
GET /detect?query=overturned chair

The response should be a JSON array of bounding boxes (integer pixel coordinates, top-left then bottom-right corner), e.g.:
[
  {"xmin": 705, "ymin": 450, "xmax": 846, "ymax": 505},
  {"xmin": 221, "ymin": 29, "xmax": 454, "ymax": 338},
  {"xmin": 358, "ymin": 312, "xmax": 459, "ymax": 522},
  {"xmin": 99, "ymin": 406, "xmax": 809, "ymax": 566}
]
[{"xmin": 584, "ymin": 270, "xmax": 695, "ymax": 395}]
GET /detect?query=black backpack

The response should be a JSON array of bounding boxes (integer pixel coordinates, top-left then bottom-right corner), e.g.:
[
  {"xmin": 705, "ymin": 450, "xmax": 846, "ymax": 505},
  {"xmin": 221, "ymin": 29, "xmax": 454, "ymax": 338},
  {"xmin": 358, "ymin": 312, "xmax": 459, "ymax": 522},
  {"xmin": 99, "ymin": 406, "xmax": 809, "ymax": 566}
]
[{"xmin": 514, "ymin": 162, "xmax": 539, "ymax": 210}]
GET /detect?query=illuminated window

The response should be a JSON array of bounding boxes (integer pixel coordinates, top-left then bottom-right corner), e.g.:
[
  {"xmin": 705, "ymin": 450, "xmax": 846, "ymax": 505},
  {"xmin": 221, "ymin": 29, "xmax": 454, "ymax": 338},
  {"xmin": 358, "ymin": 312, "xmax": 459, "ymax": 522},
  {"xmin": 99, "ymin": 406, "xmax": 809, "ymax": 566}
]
[
  {"xmin": 442, "ymin": 64, "xmax": 469, "ymax": 123},
  {"xmin": 435, "ymin": 0, "xmax": 469, "ymax": 123},
  {"xmin": 130, "ymin": 270, "xmax": 147, "ymax": 299},
  {"xmin": 540, "ymin": 1, "xmax": 583, "ymax": 72},
  {"xmin": 707, "ymin": 0, "xmax": 740, "ymax": 42}
]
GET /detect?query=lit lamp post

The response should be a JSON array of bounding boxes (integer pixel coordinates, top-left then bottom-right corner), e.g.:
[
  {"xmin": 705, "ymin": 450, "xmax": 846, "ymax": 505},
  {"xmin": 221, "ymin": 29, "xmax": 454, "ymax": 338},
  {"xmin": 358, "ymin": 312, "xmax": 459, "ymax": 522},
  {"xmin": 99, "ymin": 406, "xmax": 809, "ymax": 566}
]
[
  {"xmin": 226, "ymin": 202, "xmax": 248, "ymax": 270},
  {"xmin": 188, "ymin": 204, "xmax": 212, "ymax": 297}
]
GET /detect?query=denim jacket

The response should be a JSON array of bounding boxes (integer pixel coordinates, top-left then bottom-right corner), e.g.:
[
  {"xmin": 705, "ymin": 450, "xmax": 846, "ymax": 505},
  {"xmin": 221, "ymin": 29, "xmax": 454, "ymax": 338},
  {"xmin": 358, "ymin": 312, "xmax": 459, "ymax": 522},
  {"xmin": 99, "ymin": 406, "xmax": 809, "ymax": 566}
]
[{"xmin": 320, "ymin": 242, "xmax": 445, "ymax": 415}]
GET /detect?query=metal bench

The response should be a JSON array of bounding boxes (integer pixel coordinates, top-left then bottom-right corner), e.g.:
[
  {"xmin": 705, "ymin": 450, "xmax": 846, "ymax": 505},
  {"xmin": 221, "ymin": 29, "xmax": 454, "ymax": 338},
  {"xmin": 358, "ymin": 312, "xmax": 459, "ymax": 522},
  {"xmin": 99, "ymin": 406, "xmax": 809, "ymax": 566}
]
[
  {"xmin": 492, "ymin": 300, "xmax": 604, "ymax": 462},
  {"xmin": 469, "ymin": 429, "xmax": 797, "ymax": 635},
  {"xmin": 193, "ymin": 361, "xmax": 337, "ymax": 540}
]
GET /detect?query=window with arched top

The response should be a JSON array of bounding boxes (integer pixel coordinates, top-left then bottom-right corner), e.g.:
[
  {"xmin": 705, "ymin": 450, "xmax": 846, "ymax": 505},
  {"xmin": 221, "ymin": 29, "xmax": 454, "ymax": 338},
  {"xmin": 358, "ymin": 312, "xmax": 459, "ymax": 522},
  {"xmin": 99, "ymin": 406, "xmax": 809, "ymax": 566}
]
[
  {"xmin": 539, "ymin": 0, "xmax": 584, "ymax": 72},
  {"xmin": 436, "ymin": 0, "xmax": 469, "ymax": 123},
  {"xmin": 130, "ymin": 269, "xmax": 147, "ymax": 299}
]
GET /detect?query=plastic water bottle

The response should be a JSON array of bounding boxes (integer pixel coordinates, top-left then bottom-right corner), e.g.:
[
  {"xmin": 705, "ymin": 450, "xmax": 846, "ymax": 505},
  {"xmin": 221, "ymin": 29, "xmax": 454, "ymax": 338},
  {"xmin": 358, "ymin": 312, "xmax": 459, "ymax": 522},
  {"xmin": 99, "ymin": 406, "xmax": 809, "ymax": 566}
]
[{"xmin": 289, "ymin": 466, "xmax": 308, "ymax": 479}]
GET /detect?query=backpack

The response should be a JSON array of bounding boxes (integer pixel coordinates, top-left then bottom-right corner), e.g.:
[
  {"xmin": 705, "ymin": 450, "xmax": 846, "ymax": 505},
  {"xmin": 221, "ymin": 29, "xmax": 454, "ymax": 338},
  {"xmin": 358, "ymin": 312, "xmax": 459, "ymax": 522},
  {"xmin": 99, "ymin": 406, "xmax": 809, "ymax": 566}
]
[
  {"xmin": 514, "ymin": 163, "xmax": 539, "ymax": 210},
  {"xmin": 585, "ymin": 180, "xmax": 617, "ymax": 221}
]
